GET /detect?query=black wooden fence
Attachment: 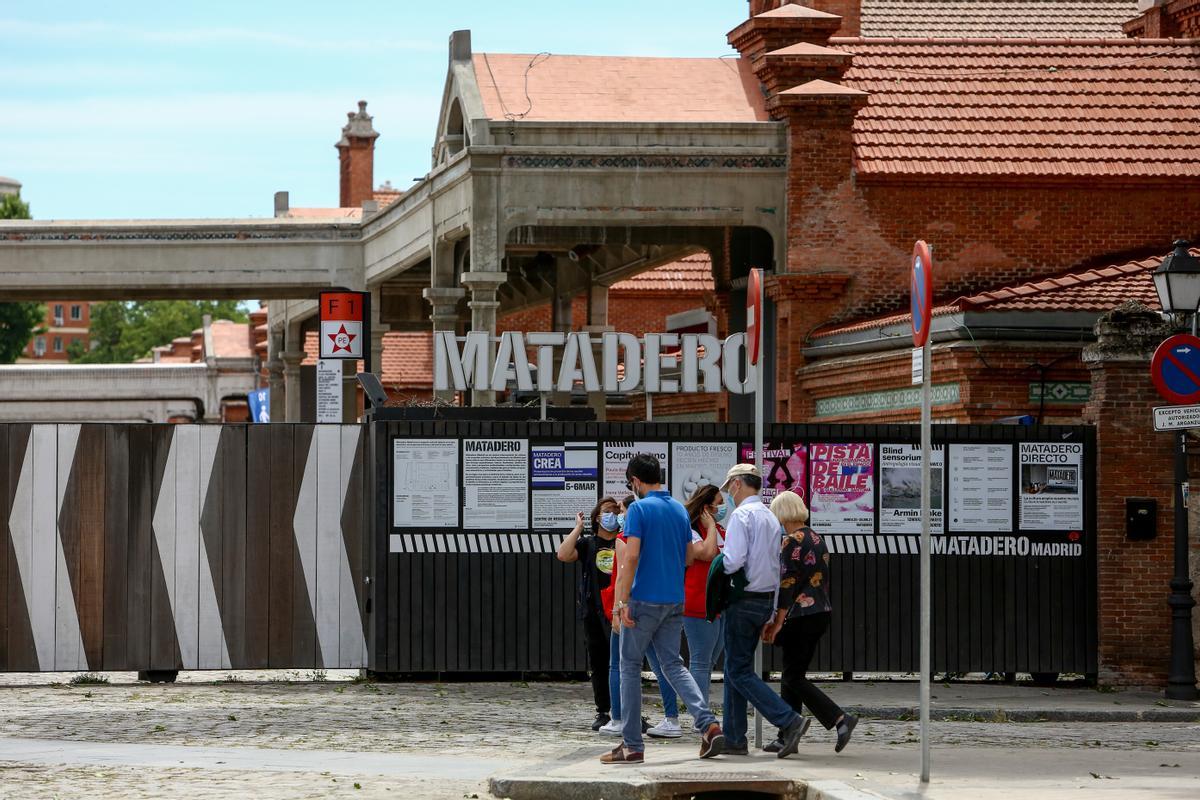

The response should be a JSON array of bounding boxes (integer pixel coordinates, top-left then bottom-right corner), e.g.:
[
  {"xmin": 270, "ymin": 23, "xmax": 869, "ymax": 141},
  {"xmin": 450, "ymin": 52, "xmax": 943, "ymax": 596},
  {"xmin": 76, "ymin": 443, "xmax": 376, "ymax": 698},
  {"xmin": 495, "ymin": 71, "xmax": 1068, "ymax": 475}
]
[{"xmin": 369, "ymin": 420, "xmax": 1097, "ymax": 676}]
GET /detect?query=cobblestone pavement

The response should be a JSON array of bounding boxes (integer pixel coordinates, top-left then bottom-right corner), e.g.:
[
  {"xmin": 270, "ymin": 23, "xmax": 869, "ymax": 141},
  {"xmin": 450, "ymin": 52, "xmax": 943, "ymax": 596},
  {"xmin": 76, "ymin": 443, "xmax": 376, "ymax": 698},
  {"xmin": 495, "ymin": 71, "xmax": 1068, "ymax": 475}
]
[{"xmin": 0, "ymin": 671, "xmax": 1196, "ymax": 798}]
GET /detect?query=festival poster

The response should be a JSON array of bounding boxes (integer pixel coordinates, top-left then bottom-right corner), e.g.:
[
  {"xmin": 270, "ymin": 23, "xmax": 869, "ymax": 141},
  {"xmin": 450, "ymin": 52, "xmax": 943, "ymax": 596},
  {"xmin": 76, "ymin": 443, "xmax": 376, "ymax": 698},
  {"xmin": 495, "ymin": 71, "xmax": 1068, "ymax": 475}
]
[
  {"xmin": 808, "ymin": 443, "xmax": 875, "ymax": 534},
  {"xmin": 671, "ymin": 442, "xmax": 738, "ymax": 503},
  {"xmin": 879, "ymin": 443, "xmax": 944, "ymax": 534},
  {"xmin": 738, "ymin": 443, "xmax": 807, "ymax": 503},
  {"xmin": 602, "ymin": 441, "xmax": 669, "ymax": 499},
  {"xmin": 462, "ymin": 438, "xmax": 529, "ymax": 530},
  {"xmin": 1018, "ymin": 442, "xmax": 1084, "ymax": 531},
  {"xmin": 530, "ymin": 442, "xmax": 600, "ymax": 529},
  {"xmin": 948, "ymin": 443, "xmax": 1013, "ymax": 532}
]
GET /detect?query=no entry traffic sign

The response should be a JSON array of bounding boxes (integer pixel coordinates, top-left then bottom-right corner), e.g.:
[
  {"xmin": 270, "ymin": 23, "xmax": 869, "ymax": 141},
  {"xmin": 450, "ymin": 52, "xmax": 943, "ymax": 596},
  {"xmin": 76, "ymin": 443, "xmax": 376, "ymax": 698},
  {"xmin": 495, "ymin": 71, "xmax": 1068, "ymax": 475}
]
[
  {"xmin": 1151, "ymin": 333, "xmax": 1200, "ymax": 404},
  {"xmin": 911, "ymin": 241, "xmax": 933, "ymax": 348},
  {"xmin": 747, "ymin": 268, "xmax": 763, "ymax": 366}
]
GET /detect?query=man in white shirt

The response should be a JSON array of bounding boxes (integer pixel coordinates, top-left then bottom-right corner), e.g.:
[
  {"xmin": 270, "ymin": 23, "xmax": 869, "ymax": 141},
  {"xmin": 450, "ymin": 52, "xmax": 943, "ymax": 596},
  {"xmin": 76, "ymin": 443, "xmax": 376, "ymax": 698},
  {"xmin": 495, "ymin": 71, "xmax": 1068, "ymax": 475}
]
[{"xmin": 719, "ymin": 463, "xmax": 810, "ymax": 758}]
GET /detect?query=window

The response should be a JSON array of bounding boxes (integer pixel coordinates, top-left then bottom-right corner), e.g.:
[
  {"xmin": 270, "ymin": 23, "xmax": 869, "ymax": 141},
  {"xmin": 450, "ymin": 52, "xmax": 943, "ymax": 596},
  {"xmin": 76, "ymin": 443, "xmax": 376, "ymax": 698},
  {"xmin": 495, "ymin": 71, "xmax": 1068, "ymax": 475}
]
[
  {"xmin": 33, "ymin": 337, "xmax": 46, "ymax": 356},
  {"xmin": 53, "ymin": 337, "xmax": 63, "ymax": 353},
  {"xmin": 70, "ymin": 305, "xmax": 82, "ymax": 321},
  {"xmin": 53, "ymin": 304, "xmax": 63, "ymax": 326}
]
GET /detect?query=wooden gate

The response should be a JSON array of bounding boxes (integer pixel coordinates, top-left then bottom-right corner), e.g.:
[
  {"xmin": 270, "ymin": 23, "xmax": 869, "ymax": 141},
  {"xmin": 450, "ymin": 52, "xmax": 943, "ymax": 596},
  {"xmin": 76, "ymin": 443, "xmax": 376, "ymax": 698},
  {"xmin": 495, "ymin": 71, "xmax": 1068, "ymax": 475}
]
[{"xmin": 0, "ymin": 424, "xmax": 367, "ymax": 672}]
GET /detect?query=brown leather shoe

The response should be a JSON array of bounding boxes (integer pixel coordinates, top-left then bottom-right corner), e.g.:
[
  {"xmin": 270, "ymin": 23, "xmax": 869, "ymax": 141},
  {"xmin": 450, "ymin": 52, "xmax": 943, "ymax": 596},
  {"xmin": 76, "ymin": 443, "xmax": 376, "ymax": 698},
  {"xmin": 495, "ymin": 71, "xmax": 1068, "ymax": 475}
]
[
  {"xmin": 699, "ymin": 723, "xmax": 725, "ymax": 759},
  {"xmin": 600, "ymin": 744, "xmax": 644, "ymax": 766}
]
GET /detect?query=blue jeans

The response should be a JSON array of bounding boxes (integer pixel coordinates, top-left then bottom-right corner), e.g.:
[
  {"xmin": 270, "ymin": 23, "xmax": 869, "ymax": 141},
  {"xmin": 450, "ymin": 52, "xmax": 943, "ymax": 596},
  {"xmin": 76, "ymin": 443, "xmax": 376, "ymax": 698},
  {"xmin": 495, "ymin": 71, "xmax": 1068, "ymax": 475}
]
[
  {"xmin": 608, "ymin": 631, "xmax": 678, "ymax": 722},
  {"xmin": 682, "ymin": 615, "xmax": 725, "ymax": 706},
  {"xmin": 619, "ymin": 600, "xmax": 718, "ymax": 753},
  {"xmin": 721, "ymin": 596, "xmax": 801, "ymax": 747}
]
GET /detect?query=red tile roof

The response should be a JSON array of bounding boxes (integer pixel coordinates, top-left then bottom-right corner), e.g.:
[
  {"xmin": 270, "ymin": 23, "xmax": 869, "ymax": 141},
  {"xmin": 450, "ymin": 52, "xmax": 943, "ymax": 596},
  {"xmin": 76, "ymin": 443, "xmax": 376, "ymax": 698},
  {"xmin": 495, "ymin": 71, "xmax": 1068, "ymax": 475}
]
[
  {"xmin": 836, "ymin": 38, "xmax": 1200, "ymax": 179},
  {"xmin": 472, "ymin": 53, "xmax": 768, "ymax": 122},
  {"xmin": 859, "ymin": 1, "xmax": 1140, "ymax": 38},
  {"xmin": 813, "ymin": 248, "xmax": 1194, "ymax": 337},
  {"xmin": 612, "ymin": 254, "xmax": 715, "ymax": 293},
  {"xmin": 209, "ymin": 320, "xmax": 253, "ymax": 359},
  {"xmin": 373, "ymin": 189, "xmax": 401, "ymax": 208},
  {"xmin": 303, "ymin": 331, "xmax": 433, "ymax": 389}
]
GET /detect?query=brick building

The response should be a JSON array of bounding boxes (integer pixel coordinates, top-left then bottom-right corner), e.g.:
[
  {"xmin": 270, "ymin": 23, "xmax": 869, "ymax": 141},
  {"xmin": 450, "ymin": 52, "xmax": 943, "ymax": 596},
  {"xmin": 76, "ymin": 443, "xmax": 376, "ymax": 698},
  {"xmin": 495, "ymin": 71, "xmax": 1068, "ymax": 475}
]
[{"xmin": 21, "ymin": 300, "xmax": 91, "ymax": 362}]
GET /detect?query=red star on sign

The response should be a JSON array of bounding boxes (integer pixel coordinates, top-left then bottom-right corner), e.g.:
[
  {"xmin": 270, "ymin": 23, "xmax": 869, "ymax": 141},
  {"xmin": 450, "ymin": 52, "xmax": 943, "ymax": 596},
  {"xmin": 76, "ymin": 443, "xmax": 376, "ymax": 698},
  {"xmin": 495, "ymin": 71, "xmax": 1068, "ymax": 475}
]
[{"xmin": 328, "ymin": 324, "xmax": 357, "ymax": 353}]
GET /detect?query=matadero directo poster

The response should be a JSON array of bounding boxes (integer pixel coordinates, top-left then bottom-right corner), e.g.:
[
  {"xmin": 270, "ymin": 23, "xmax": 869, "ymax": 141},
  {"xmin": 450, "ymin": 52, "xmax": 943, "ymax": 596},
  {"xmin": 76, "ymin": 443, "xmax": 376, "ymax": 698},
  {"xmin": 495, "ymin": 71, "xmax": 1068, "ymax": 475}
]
[
  {"xmin": 808, "ymin": 443, "xmax": 874, "ymax": 534},
  {"xmin": 1018, "ymin": 442, "xmax": 1084, "ymax": 531}
]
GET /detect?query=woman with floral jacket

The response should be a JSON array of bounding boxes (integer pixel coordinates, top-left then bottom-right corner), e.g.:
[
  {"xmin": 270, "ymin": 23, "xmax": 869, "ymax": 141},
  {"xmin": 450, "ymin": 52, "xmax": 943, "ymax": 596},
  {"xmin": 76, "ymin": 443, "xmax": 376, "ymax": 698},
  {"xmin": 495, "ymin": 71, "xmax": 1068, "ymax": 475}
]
[{"xmin": 761, "ymin": 490, "xmax": 858, "ymax": 754}]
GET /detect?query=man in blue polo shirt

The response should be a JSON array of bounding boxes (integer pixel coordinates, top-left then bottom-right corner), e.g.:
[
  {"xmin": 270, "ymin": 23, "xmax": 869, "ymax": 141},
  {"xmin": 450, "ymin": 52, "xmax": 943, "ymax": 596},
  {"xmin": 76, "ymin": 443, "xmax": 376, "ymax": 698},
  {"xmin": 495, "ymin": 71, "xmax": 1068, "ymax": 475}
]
[{"xmin": 600, "ymin": 453, "xmax": 725, "ymax": 765}]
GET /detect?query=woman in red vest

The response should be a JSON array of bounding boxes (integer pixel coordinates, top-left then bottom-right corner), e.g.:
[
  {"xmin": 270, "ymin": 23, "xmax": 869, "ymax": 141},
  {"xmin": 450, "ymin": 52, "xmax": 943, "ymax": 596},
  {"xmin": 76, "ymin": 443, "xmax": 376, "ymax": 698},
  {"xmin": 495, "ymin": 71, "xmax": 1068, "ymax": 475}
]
[{"xmin": 682, "ymin": 484, "xmax": 726, "ymax": 707}]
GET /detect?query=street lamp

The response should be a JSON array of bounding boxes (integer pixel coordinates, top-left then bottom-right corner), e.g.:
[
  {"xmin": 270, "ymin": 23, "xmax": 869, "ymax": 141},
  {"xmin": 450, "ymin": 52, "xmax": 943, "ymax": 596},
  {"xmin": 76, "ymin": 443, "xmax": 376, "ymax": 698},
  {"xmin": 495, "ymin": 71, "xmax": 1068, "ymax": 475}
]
[
  {"xmin": 1151, "ymin": 239, "xmax": 1200, "ymax": 702},
  {"xmin": 1154, "ymin": 240, "xmax": 1200, "ymax": 323}
]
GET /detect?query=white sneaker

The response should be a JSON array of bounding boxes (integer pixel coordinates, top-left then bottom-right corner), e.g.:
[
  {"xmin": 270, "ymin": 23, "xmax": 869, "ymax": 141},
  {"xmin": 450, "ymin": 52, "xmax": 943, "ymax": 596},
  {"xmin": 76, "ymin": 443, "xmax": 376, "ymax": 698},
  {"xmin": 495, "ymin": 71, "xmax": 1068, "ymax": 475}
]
[
  {"xmin": 646, "ymin": 717, "xmax": 683, "ymax": 738},
  {"xmin": 599, "ymin": 718, "xmax": 624, "ymax": 736}
]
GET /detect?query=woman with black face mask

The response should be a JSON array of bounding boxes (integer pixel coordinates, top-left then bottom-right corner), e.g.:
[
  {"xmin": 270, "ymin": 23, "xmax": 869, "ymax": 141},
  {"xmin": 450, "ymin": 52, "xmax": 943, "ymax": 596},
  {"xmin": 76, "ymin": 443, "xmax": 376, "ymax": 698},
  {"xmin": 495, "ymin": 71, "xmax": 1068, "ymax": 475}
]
[
  {"xmin": 557, "ymin": 496, "xmax": 622, "ymax": 730},
  {"xmin": 682, "ymin": 483, "xmax": 727, "ymax": 708}
]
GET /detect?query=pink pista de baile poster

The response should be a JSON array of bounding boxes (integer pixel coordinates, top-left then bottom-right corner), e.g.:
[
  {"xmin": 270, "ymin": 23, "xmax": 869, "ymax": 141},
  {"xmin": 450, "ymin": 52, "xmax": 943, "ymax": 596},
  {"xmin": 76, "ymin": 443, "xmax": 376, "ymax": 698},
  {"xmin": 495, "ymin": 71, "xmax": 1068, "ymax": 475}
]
[{"xmin": 808, "ymin": 443, "xmax": 875, "ymax": 534}]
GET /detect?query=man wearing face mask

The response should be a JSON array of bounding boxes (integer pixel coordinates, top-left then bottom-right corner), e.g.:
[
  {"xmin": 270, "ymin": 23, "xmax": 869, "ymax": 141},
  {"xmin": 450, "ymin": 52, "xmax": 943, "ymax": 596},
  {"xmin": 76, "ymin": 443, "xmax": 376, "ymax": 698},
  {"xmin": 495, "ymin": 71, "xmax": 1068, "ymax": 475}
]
[
  {"xmin": 602, "ymin": 454, "xmax": 725, "ymax": 765},
  {"xmin": 557, "ymin": 497, "xmax": 622, "ymax": 731},
  {"xmin": 718, "ymin": 463, "xmax": 811, "ymax": 758}
]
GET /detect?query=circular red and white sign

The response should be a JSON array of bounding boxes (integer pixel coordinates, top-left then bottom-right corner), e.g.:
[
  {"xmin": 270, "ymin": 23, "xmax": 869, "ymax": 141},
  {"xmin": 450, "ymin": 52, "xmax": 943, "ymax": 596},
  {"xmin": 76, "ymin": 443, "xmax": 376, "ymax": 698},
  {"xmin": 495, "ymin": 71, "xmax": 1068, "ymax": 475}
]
[
  {"xmin": 910, "ymin": 240, "xmax": 934, "ymax": 348},
  {"xmin": 747, "ymin": 268, "xmax": 763, "ymax": 366}
]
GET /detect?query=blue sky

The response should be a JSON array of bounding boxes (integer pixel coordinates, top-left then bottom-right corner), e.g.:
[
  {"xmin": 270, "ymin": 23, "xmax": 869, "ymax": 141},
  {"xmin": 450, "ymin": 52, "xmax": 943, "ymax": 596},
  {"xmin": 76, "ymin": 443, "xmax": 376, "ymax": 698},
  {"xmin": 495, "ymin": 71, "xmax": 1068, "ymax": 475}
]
[{"xmin": 2, "ymin": 1, "xmax": 745, "ymax": 221}]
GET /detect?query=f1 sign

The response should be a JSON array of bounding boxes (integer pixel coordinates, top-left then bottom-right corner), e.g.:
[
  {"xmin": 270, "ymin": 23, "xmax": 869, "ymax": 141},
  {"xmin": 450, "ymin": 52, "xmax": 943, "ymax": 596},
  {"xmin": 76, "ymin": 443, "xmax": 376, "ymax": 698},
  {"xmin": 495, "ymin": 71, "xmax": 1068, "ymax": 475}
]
[{"xmin": 319, "ymin": 291, "xmax": 370, "ymax": 361}]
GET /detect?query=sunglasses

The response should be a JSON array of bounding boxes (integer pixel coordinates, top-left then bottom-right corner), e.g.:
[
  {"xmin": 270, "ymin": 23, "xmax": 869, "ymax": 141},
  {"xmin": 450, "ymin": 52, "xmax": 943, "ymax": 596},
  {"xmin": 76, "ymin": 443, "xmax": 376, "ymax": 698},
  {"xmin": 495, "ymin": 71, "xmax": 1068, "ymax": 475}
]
[{"xmin": 624, "ymin": 479, "xmax": 633, "ymax": 491}]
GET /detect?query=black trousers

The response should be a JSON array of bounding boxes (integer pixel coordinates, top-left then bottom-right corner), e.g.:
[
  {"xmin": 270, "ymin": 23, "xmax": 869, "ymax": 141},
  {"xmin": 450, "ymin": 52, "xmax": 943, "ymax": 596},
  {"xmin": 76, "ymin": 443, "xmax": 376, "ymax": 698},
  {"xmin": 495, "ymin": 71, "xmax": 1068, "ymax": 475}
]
[
  {"xmin": 582, "ymin": 612, "xmax": 611, "ymax": 714},
  {"xmin": 776, "ymin": 612, "xmax": 843, "ymax": 730}
]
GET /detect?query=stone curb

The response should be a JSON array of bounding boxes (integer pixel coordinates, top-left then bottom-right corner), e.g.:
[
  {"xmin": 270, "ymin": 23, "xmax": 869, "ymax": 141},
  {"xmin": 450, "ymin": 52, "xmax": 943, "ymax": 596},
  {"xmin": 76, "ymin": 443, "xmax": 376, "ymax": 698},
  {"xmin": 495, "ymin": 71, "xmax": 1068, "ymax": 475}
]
[
  {"xmin": 846, "ymin": 704, "xmax": 1200, "ymax": 723},
  {"xmin": 487, "ymin": 748, "xmax": 899, "ymax": 800}
]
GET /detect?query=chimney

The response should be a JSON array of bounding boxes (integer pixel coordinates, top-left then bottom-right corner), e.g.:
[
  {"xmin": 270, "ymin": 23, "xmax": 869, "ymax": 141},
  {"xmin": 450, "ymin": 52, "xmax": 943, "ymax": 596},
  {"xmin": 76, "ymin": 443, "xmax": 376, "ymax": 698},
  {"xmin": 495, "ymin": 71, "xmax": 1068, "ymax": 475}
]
[
  {"xmin": 729, "ymin": 4, "xmax": 843, "ymax": 63},
  {"xmin": 336, "ymin": 100, "xmax": 380, "ymax": 209},
  {"xmin": 273, "ymin": 191, "xmax": 289, "ymax": 217}
]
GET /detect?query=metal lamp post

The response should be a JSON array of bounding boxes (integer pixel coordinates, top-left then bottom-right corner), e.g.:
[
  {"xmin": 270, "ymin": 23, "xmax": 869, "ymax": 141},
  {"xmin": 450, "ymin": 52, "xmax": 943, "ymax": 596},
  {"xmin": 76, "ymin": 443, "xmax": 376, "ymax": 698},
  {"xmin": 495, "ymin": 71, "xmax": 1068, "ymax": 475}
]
[{"xmin": 1152, "ymin": 239, "xmax": 1200, "ymax": 702}]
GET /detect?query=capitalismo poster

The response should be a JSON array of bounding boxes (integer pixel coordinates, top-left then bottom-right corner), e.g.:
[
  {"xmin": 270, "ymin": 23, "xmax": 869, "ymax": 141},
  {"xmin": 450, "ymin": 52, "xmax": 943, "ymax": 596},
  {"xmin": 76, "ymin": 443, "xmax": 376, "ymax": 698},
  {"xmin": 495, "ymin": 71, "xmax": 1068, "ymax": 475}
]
[
  {"xmin": 1018, "ymin": 442, "xmax": 1084, "ymax": 530},
  {"xmin": 738, "ymin": 443, "xmax": 807, "ymax": 503},
  {"xmin": 671, "ymin": 442, "xmax": 737, "ymax": 503},
  {"xmin": 462, "ymin": 438, "xmax": 529, "ymax": 530},
  {"xmin": 879, "ymin": 443, "xmax": 944, "ymax": 534},
  {"xmin": 530, "ymin": 442, "xmax": 600, "ymax": 529},
  {"xmin": 602, "ymin": 441, "xmax": 669, "ymax": 499},
  {"xmin": 808, "ymin": 443, "xmax": 874, "ymax": 534}
]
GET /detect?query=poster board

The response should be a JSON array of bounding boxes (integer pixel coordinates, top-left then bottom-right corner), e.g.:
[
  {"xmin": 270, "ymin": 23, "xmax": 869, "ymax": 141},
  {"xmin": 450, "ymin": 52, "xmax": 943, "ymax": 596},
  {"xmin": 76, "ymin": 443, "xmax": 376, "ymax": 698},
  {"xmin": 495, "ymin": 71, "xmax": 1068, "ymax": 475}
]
[{"xmin": 808, "ymin": 443, "xmax": 874, "ymax": 534}]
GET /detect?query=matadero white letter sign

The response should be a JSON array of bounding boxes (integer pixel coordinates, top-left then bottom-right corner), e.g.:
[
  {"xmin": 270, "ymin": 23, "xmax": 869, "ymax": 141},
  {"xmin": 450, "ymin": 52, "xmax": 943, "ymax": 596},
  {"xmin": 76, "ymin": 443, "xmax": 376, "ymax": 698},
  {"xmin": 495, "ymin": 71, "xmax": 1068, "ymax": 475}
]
[{"xmin": 434, "ymin": 331, "xmax": 755, "ymax": 395}]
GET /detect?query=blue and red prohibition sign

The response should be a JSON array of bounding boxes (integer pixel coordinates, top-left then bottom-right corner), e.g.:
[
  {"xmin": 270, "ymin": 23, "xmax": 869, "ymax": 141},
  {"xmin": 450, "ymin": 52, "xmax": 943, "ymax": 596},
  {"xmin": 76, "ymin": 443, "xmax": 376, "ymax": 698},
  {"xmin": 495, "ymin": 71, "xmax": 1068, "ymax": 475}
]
[
  {"xmin": 911, "ymin": 240, "xmax": 933, "ymax": 348},
  {"xmin": 1151, "ymin": 333, "xmax": 1200, "ymax": 404}
]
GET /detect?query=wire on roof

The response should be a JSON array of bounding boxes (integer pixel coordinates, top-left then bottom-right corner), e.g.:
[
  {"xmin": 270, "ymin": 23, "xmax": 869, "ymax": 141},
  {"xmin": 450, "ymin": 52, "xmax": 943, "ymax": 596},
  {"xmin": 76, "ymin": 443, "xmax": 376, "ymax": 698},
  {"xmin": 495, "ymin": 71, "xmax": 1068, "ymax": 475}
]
[{"xmin": 482, "ymin": 51, "xmax": 551, "ymax": 122}]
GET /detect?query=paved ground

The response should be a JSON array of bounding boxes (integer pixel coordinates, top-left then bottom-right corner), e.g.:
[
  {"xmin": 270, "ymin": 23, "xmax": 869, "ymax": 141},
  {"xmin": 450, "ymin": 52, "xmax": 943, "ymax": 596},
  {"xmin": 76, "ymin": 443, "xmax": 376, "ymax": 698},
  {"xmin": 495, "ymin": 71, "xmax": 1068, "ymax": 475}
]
[{"xmin": 0, "ymin": 671, "xmax": 1196, "ymax": 799}]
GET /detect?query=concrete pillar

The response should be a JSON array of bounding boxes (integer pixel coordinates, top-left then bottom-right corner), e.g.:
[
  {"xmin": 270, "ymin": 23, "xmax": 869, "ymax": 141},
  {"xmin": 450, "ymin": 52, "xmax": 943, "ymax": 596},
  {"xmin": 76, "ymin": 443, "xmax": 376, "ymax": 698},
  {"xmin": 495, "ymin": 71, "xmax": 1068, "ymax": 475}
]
[
  {"xmin": 583, "ymin": 282, "xmax": 612, "ymax": 421},
  {"xmin": 460, "ymin": 272, "xmax": 505, "ymax": 406},
  {"xmin": 281, "ymin": 350, "xmax": 304, "ymax": 422},
  {"xmin": 266, "ymin": 322, "xmax": 285, "ymax": 423},
  {"xmin": 423, "ymin": 286, "xmax": 466, "ymax": 404},
  {"xmin": 369, "ymin": 287, "xmax": 387, "ymax": 377}
]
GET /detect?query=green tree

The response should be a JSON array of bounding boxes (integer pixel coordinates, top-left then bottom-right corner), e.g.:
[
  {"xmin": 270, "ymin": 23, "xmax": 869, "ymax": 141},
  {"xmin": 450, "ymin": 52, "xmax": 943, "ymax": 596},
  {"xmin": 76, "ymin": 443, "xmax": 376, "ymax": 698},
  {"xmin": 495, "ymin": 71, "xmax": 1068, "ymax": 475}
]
[
  {"xmin": 68, "ymin": 300, "xmax": 250, "ymax": 363},
  {"xmin": 0, "ymin": 194, "xmax": 45, "ymax": 363}
]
